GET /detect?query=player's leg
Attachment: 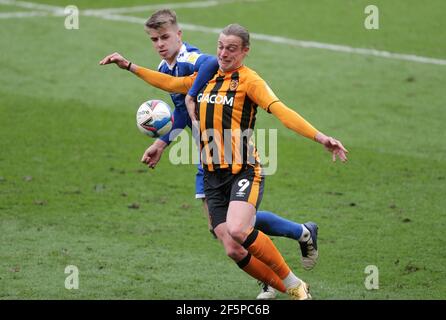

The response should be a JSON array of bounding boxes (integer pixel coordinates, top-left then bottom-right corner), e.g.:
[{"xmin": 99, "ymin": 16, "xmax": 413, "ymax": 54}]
[
  {"xmin": 254, "ymin": 211, "xmax": 319, "ymax": 270},
  {"xmin": 195, "ymin": 164, "xmax": 216, "ymax": 237},
  {"xmin": 201, "ymin": 199, "xmax": 217, "ymax": 238},
  {"xmin": 205, "ymin": 172, "xmax": 286, "ymax": 293},
  {"xmin": 226, "ymin": 166, "xmax": 311, "ymax": 300},
  {"xmin": 207, "ymin": 197, "xmax": 277, "ymax": 298},
  {"xmin": 227, "ymin": 201, "xmax": 310, "ymax": 300},
  {"xmin": 256, "ymin": 281, "xmax": 277, "ymax": 300},
  {"xmin": 213, "ymin": 222, "xmax": 286, "ymax": 293},
  {"xmin": 255, "ymin": 211, "xmax": 303, "ymax": 239}
]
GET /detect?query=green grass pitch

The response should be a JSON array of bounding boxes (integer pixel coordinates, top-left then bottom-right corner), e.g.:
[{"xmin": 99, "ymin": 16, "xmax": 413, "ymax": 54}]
[{"xmin": 0, "ymin": 0, "xmax": 445, "ymax": 299}]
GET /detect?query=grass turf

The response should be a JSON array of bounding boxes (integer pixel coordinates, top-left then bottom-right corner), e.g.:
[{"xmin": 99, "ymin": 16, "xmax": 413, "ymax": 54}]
[{"xmin": 0, "ymin": 0, "xmax": 445, "ymax": 299}]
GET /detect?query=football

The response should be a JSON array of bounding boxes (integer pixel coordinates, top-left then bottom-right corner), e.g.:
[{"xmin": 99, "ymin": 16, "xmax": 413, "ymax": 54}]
[{"xmin": 136, "ymin": 100, "xmax": 173, "ymax": 138}]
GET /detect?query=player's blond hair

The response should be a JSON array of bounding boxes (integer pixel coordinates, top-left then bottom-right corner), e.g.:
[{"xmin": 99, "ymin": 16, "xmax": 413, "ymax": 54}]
[
  {"xmin": 221, "ymin": 24, "xmax": 250, "ymax": 48},
  {"xmin": 145, "ymin": 9, "xmax": 178, "ymax": 30}
]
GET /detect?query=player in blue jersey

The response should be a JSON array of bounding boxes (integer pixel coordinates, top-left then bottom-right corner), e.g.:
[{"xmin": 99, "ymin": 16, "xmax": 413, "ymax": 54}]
[
  {"xmin": 142, "ymin": 11, "xmax": 215, "ymax": 235},
  {"xmin": 101, "ymin": 9, "xmax": 318, "ymax": 300}
]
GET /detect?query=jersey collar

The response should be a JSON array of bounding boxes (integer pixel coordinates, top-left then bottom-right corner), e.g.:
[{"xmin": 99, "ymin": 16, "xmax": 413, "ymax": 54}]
[
  {"xmin": 164, "ymin": 43, "xmax": 187, "ymax": 70},
  {"xmin": 217, "ymin": 64, "xmax": 245, "ymax": 76}
]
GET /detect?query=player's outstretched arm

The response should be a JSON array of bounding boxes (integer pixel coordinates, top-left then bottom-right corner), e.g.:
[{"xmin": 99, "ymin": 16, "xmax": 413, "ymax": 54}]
[
  {"xmin": 269, "ymin": 102, "xmax": 348, "ymax": 162},
  {"xmin": 314, "ymin": 132, "xmax": 348, "ymax": 162},
  {"xmin": 247, "ymin": 79, "xmax": 348, "ymax": 163},
  {"xmin": 99, "ymin": 52, "xmax": 133, "ymax": 70},
  {"xmin": 99, "ymin": 52, "xmax": 191, "ymax": 94}
]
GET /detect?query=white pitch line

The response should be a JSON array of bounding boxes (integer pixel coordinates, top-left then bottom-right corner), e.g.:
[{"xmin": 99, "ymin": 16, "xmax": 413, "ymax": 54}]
[
  {"xmin": 87, "ymin": 13, "xmax": 146, "ymax": 25},
  {"xmin": 250, "ymin": 32, "xmax": 446, "ymax": 66},
  {"xmin": 112, "ymin": 17, "xmax": 446, "ymax": 66},
  {"xmin": 0, "ymin": 0, "xmax": 64, "ymax": 13},
  {"xmin": 0, "ymin": 11, "xmax": 48, "ymax": 18},
  {"xmin": 1, "ymin": 0, "xmax": 445, "ymax": 66},
  {"xmin": 83, "ymin": 0, "xmax": 242, "ymax": 15}
]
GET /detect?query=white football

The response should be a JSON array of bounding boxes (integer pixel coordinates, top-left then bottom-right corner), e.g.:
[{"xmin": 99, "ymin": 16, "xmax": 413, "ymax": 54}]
[{"xmin": 136, "ymin": 100, "xmax": 173, "ymax": 138}]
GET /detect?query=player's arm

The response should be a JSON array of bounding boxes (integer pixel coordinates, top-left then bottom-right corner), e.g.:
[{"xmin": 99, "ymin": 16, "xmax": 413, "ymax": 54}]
[
  {"xmin": 247, "ymin": 79, "xmax": 348, "ymax": 162},
  {"xmin": 133, "ymin": 65, "xmax": 192, "ymax": 94},
  {"xmin": 185, "ymin": 55, "xmax": 219, "ymax": 123},
  {"xmin": 185, "ymin": 55, "xmax": 218, "ymax": 126},
  {"xmin": 158, "ymin": 107, "xmax": 188, "ymax": 147},
  {"xmin": 140, "ymin": 54, "xmax": 212, "ymax": 168},
  {"xmin": 189, "ymin": 55, "xmax": 219, "ymax": 97},
  {"xmin": 140, "ymin": 107, "xmax": 190, "ymax": 168},
  {"xmin": 99, "ymin": 52, "xmax": 193, "ymax": 94}
]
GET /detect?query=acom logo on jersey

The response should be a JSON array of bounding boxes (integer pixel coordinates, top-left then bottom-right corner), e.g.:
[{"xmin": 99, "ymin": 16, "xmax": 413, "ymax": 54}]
[{"xmin": 197, "ymin": 93, "xmax": 234, "ymax": 106}]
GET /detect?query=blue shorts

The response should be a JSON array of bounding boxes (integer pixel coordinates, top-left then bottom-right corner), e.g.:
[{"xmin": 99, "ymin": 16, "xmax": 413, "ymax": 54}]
[{"xmin": 195, "ymin": 163, "xmax": 205, "ymax": 199}]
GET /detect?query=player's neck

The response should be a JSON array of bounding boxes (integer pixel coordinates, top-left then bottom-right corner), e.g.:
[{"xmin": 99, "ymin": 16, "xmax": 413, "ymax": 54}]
[
  {"xmin": 219, "ymin": 64, "xmax": 244, "ymax": 74},
  {"xmin": 165, "ymin": 44, "xmax": 183, "ymax": 66},
  {"xmin": 166, "ymin": 55, "xmax": 177, "ymax": 66}
]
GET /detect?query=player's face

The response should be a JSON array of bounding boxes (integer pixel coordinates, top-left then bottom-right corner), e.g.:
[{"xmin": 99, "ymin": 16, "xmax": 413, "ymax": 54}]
[
  {"xmin": 217, "ymin": 34, "xmax": 249, "ymax": 72},
  {"xmin": 147, "ymin": 26, "xmax": 182, "ymax": 64}
]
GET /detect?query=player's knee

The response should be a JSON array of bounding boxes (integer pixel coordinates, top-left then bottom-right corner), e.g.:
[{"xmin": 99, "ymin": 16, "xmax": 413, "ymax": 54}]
[
  {"xmin": 225, "ymin": 245, "xmax": 246, "ymax": 261},
  {"xmin": 226, "ymin": 225, "xmax": 245, "ymax": 244}
]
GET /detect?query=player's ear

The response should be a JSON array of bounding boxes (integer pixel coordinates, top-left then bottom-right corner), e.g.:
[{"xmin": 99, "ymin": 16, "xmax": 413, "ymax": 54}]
[{"xmin": 177, "ymin": 29, "xmax": 183, "ymax": 38}]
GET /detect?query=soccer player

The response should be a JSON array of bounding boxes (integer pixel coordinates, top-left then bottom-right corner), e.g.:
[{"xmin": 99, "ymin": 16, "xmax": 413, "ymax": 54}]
[
  {"xmin": 101, "ymin": 21, "xmax": 346, "ymax": 299},
  {"xmin": 139, "ymin": 10, "xmax": 320, "ymax": 300},
  {"xmin": 142, "ymin": 9, "xmax": 318, "ymax": 278}
]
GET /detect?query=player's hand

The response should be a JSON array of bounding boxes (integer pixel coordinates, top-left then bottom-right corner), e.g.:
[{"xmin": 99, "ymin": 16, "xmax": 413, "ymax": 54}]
[
  {"xmin": 99, "ymin": 52, "xmax": 131, "ymax": 70},
  {"xmin": 315, "ymin": 132, "xmax": 348, "ymax": 162},
  {"xmin": 141, "ymin": 143, "xmax": 165, "ymax": 169},
  {"xmin": 185, "ymin": 94, "xmax": 198, "ymax": 122},
  {"xmin": 185, "ymin": 94, "xmax": 200, "ymax": 142}
]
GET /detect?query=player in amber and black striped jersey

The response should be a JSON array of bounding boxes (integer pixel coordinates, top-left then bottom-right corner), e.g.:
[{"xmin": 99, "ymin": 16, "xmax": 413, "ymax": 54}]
[{"xmin": 100, "ymin": 23, "xmax": 347, "ymax": 300}]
